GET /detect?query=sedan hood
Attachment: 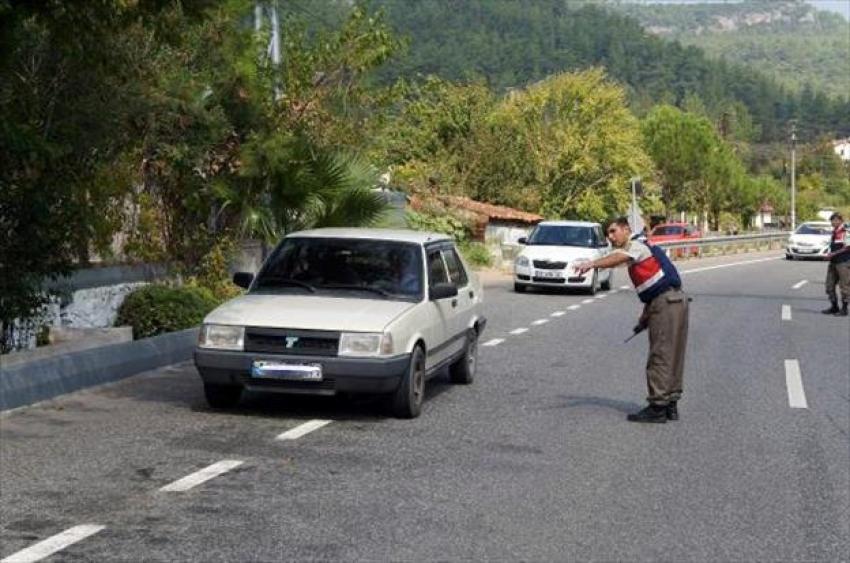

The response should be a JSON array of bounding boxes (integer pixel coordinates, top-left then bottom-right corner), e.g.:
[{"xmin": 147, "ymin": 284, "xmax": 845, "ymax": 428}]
[
  {"xmin": 519, "ymin": 245, "xmax": 600, "ymax": 262},
  {"xmin": 789, "ymin": 234, "xmax": 830, "ymax": 245},
  {"xmin": 204, "ymin": 293, "xmax": 416, "ymax": 332}
]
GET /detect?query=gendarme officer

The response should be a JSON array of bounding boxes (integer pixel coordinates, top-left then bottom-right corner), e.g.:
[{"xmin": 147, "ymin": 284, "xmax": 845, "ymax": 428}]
[
  {"xmin": 823, "ymin": 212, "xmax": 850, "ymax": 316},
  {"xmin": 575, "ymin": 217, "xmax": 689, "ymax": 424}
]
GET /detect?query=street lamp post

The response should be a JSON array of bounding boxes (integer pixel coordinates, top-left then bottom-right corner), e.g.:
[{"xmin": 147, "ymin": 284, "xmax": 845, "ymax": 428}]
[{"xmin": 790, "ymin": 125, "xmax": 797, "ymax": 230}]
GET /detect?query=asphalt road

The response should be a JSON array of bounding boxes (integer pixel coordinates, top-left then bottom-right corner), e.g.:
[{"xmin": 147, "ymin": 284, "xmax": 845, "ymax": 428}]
[{"xmin": 1, "ymin": 251, "xmax": 848, "ymax": 562}]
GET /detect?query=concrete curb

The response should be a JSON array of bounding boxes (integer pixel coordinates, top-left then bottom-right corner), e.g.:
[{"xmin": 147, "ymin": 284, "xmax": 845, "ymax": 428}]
[{"xmin": 0, "ymin": 327, "xmax": 199, "ymax": 412}]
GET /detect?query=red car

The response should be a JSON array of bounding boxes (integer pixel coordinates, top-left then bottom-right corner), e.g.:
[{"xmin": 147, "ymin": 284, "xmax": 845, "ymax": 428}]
[{"xmin": 648, "ymin": 222, "xmax": 702, "ymax": 257}]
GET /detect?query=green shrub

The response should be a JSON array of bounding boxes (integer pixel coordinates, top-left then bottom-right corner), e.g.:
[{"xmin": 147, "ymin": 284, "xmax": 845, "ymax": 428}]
[
  {"xmin": 459, "ymin": 242, "xmax": 492, "ymax": 268},
  {"xmin": 116, "ymin": 284, "xmax": 219, "ymax": 339}
]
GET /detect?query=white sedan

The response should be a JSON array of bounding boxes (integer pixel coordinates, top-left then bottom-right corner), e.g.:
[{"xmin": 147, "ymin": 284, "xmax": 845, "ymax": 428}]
[
  {"xmin": 786, "ymin": 222, "xmax": 832, "ymax": 260},
  {"xmin": 513, "ymin": 220, "xmax": 613, "ymax": 294}
]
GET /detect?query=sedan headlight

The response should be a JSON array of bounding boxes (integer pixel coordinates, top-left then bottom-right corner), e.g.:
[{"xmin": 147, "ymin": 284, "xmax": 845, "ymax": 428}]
[
  {"xmin": 339, "ymin": 332, "xmax": 393, "ymax": 357},
  {"xmin": 515, "ymin": 256, "xmax": 530, "ymax": 267},
  {"xmin": 199, "ymin": 324, "xmax": 245, "ymax": 351}
]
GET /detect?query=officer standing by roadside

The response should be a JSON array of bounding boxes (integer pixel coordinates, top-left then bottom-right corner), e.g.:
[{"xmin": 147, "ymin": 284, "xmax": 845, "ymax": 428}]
[
  {"xmin": 822, "ymin": 212, "xmax": 850, "ymax": 317},
  {"xmin": 574, "ymin": 217, "xmax": 689, "ymax": 424}
]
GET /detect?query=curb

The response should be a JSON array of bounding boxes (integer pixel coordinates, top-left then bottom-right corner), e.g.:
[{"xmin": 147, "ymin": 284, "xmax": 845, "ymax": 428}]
[{"xmin": 0, "ymin": 327, "xmax": 199, "ymax": 412}]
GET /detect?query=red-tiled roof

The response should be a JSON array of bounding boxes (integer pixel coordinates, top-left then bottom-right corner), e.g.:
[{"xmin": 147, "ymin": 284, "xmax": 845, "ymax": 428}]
[{"xmin": 443, "ymin": 196, "xmax": 542, "ymax": 224}]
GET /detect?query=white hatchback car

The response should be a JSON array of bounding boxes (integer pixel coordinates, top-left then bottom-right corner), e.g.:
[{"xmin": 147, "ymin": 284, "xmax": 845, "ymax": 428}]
[
  {"xmin": 513, "ymin": 220, "xmax": 613, "ymax": 294},
  {"xmin": 786, "ymin": 221, "xmax": 832, "ymax": 260},
  {"xmin": 194, "ymin": 228, "xmax": 485, "ymax": 418}
]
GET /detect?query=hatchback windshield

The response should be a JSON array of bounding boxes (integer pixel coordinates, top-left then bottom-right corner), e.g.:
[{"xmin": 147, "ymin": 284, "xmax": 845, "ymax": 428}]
[
  {"xmin": 652, "ymin": 226, "xmax": 685, "ymax": 236},
  {"xmin": 527, "ymin": 225, "xmax": 596, "ymax": 247},
  {"xmin": 253, "ymin": 238, "xmax": 424, "ymax": 300},
  {"xmin": 795, "ymin": 224, "xmax": 830, "ymax": 235}
]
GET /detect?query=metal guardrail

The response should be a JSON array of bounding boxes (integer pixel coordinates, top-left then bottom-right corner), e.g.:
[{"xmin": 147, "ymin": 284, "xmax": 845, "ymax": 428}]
[{"xmin": 655, "ymin": 232, "xmax": 790, "ymax": 250}]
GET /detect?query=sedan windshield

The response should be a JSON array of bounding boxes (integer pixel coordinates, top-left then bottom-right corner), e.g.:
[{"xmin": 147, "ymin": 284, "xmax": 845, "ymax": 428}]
[
  {"xmin": 795, "ymin": 224, "xmax": 830, "ymax": 235},
  {"xmin": 652, "ymin": 226, "xmax": 685, "ymax": 236},
  {"xmin": 527, "ymin": 226, "xmax": 596, "ymax": 247},
  {"xmin": 253, "ymin": 238, "xmax": 424, "ymax": 300}
]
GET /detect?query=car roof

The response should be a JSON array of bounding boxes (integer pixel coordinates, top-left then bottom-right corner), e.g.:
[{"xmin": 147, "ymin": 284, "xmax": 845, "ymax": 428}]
[
  {"xmin": 654, "ymin": 222, "xmax": 689, "ymax": 227},
  {"xmin": 536, "ymin": 220, "xmax": 601, "ymax": 227},
  {"xmin": 285, "ymin": 227, "xmax": 452, "ymax": 245}
]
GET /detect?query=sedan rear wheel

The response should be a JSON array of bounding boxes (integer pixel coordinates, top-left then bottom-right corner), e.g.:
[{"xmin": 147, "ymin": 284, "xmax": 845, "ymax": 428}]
[
  {"xmin": 392, "ymin": 345, "xmax": 426, "ymax": 418},
  {"xmin": 449, "ymin": 329, "xmax": 477, "ymax": 384}
]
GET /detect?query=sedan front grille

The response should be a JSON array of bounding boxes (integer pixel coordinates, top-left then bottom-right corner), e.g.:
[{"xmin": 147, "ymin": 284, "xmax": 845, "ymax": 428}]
[
  {"xmin": 533, "ymin": 260, "xmax": 567, "ymax": 269},
  {"xmin": 244, "ymin": 327, "xmax": 340, "ymax": 356}
]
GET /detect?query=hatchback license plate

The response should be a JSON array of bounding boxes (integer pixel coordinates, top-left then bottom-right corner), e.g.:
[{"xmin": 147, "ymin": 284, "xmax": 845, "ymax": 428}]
[
  {"xmin": 251, "ymin": 361, "xmax": 323, "ymax": 381},
  {"xmin": 535, "ymin": 269, "xmax": 561, "ymax": 278}
]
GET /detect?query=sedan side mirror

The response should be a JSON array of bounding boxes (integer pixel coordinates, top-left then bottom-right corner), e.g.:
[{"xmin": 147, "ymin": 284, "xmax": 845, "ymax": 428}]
[
  {"xmin": 517, "ymin": 237, "xmax": 527, "ymax": 245},
  {"xmin": 430, "ymin": 282, "xmax": 458, "ymax": 301},
  {"xmin": 232, "ymin": 272, "xmax": 254, "ymax": 289}
]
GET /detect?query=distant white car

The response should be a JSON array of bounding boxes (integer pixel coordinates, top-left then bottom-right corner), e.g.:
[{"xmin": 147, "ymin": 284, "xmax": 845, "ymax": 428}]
[
  {"xmin": 194, "ymin": 228, "xmax": 486, "ymax": 418},
  {"xmin": 786, "ymin": 222, "xmax": 832, "ymax": 260},
  {"xmin": 513, "ymin": 220, "xmax": 613, "ymax": 294}
]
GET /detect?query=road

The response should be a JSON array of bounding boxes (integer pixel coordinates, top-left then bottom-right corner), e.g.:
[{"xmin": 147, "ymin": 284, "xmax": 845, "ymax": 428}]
[{"xmin": 1, "ymin": 251, "xmax": 848, "ymax": 562}]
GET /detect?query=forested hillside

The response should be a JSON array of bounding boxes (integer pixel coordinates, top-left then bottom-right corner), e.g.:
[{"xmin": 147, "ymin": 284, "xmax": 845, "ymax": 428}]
[
  {"xmin": 606, "ymin": 0, "xmax": 850, "ymax": 100},
  {"xmin": 369, "ymin": 0, "xmax": 849, "ymax": 142}
]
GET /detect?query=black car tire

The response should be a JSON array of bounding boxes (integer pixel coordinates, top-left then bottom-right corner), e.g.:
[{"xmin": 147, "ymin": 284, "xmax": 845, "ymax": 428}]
[
  {"xmin": 514, "ymin": 282, "xmax": 527, "ymax": 293},
  {"xmin": 600, "ymin": 270, "xmax": 612, "ymax": 291},
  {"xmin": 392, "ymin": 345, "xmax": 425, "ymax": 418},
  {"xmin": 587, "ymin": 269, "xmax": 598, "ymax": 295},
  {"xmin": 449, "ymin": 329, "xmax": 478, "ymax": 385},
  {"xmin": 204, "ymin": 384, "xmax": 242, "ymax": 409},
  {"xmin": 785, "ymin": 254, "xmax": 794, "ymax": 260}
]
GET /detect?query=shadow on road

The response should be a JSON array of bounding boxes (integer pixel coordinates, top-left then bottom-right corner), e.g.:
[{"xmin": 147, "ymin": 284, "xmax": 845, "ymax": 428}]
[{"xmin": 546, "ymin": 394, "xmax": 642, "ymax": 414}]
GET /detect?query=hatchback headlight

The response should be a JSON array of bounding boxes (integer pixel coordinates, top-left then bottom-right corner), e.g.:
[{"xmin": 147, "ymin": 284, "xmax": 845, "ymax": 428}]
[
  {"xmin": 516, "ymin": 256, "xmax": 530, "ymax": 267},
  {"xmin": 339, "ymin": 332, "xmax": 393, "ymax": 357},
  {"xmin": 199, "ymin": 324, "xmax": 245, "ymax": 351}
]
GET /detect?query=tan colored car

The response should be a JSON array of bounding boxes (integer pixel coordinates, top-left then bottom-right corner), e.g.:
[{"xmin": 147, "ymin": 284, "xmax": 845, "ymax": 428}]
[{"xmin": 194, "ymin": 228, "xmax": 486, "ymax": 418}]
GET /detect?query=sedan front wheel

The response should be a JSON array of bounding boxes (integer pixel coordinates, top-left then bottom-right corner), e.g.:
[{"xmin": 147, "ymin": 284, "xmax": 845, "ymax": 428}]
[{"xmin": 392, "ymin": 345, "xmax": 426, "ymax": 418}]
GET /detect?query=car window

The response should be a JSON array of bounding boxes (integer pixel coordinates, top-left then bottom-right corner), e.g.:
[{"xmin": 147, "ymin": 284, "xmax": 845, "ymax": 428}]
[
  {"xmin": 255, "ymin": 238, "xmax": 423, "ymax": 299},
  {"xmin": 526, "ymin": 225, "xmax": 595, "ymax": 247},
  {"xmin": 796, "ymin": 224, "xmax": 831, "ymax": 235},
  {"xmin": 427, "ymin": 250, "xmax": 449, "ymax": 286},
  {"xmin": 652, "ymin": 226, "xmax": 684, "ymax": 236},
  {"xmin": 443, "ymin": 248, "xmax": 468, "ymax": 287}
]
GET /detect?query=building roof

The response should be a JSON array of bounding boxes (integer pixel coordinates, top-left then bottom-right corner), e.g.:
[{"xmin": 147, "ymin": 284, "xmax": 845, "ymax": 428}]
[
  {"xmin": 537, "ymin": 220, "xmax": 602, "ymax": 227},
  {"xmin": 443, "ymin": 196, "xmax": 542, "ymax": 224},
  {"xmin": 287, "ymin": 228, "xmax": 451, "ymax": 245}
]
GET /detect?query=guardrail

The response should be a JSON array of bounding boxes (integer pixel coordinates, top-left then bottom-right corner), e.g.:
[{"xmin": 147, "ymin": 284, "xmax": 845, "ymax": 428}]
[{"xmin": 655, "ymin": 232, "xmax": 790, "ymax": 250}]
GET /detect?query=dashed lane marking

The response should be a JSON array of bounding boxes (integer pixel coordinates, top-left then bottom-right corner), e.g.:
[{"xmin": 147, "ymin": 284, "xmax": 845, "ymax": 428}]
[
  {"xmin": 531, "ymin": 319, "xmax": 549, "ymax": 325},
  {"xmin": 509, "ymin": 328, "xmax": 528, "ymax": 335},
  {"xmin": 276, "ymin": 420, "xmax": 332, "ymax": 441},
  {"xmin": 483, "ymin": 338, "xmax": 504, "ymax": 347},
  {"xmin": 568, "ymin": 305, "xmax": 581, "ymax": 310},
  {"xmin": 784, "ymin": 360, "xmax": 808, "ymax": 409},
  {"xmin": 159, "ymin": 460, "xmax": 244, "ymax": 492},
  {"xmin": 620, "ymin": 285, "xmax": 630, "ymax": 290},
  {"xmin": 0, "ymin": 525, "xmax": 106, "ymax": 563},
  {"xmin": 581, "ymin": 299, "xmax": 595, "ymax": 304},
  {"xmin": 595, "ymin": 294, "xmax": 607, "ymax": 299},
  {"xmin": 550, "ymin": 311, "xmax": 566, "ymax": 317},
  {"xmin": 792, "ymin": 280, "xmax": 808, "ymax": 290},
  {"xmin": 782, "ymin": 305, "xmax": 792, "ymax": 321}
]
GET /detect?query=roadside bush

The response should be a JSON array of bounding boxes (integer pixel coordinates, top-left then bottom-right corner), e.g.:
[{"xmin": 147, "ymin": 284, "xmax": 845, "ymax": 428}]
[
  {"xmin": 459, "ymin": 242, "xmax": 492, "ymax": 268},
  {"xmin": 115, "ymin": 284, "xmax": 219, "ymax": 339}
]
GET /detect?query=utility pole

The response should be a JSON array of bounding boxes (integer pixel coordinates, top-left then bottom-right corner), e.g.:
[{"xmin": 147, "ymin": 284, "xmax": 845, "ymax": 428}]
[
  {"xmin": 255, "ymin": 2, "xmax": 282, "ymax": 98},
  {"xmin": 790, "ymin": 122, "xmax": 797, "ymax": 231}
]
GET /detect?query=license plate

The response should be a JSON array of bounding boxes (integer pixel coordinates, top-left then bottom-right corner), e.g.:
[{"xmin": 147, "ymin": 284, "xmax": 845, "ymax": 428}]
[
  {"xmin": 251, "ymin": 361, "xmax": 323, "ymax": 381},
  {"xmin": 535, "ymin": 270, "xmax": 561, "ymax": 278}
]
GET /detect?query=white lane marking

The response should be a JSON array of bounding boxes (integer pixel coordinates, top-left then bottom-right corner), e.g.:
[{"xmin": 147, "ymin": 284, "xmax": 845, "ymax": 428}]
[
  {"xmin": 483, "ymin": 338, "xmax": 504, "ymax": 347},
  {"xmin": 550, "ymin": 311, "xmax": 566, "ymax": 317},
  {"xmin": 509, "ymin": 328, "xmax": 528, "ymax": 335},
  {"xmin": 792, "ymin": 280, "xmax": 808, "ymax": 290},
  {"xmin": 1, "ymin": 525, "xmax": 106, "ymax": 563},
  {"xmin": 620, "ymin": 285, "xmax": 630, "ymax": 290},
  {"xmin": 160, "ymin": 460, "xmax": 244, "ymax": 492},
  {"xmin": 610, "ymin": 289, "xmax": 619, "ymax": 294},
  {"xmin": 567, "ymin": 305, "xmax": 581, "ymax": 310},
  {"xmin": 781, "ymin": 305, "xmax": 792, "ymax": 321},
  {"xmin": 581, "ymin": 299, "xmax": 595, "ymax": 304},
  {"xmin": 595, "ymin": 294, "xmax": 607, "ymax": 299},
  {"xmin": 784, "ymin": 360, "xmax": 808, "ymax": 409},
  {"xmin": 276, "ymin": 419, "xmax": 332, "ymax": 441},
  {"xmin": 679, "ymin": 256, "xmax": 781, "ymax": 275},
  {"xmin": 531, "ymin": 319, "xmax": 549, "ymax": 325}
]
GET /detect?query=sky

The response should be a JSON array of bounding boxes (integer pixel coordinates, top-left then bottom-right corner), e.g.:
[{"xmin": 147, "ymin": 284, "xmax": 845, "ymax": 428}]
[{"xmin": 616, "ymin": 0, "xmax": 850, "ymax": 20}]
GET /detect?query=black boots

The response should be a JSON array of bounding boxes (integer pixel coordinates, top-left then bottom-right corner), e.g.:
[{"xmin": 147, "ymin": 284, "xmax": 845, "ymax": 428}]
[
  {"xmin": 627, "ymin": 404, "xmax": 668, "ymax": 423},
  {"xmin": 823, "ymin": 301, "xmax": 849, "ymax": 316},
  {"xmin": 822, "ymin": 301, "xmax": 839, "ymax": 315},
  {"xmin": 666, "ymin": 401, "xmax": 679, "ymax": 421}
]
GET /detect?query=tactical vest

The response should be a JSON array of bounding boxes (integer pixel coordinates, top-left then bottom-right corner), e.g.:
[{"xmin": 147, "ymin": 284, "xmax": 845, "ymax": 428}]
[{"xmin": 628, "ymin": 243, "xmax": 682, "ymax": 303}]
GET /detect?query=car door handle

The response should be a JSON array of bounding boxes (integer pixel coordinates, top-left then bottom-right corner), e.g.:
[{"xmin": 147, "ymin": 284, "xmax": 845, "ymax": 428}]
[{"xmin": 451, "ymin": 299, "xmax": 458, "ymax": 308}]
